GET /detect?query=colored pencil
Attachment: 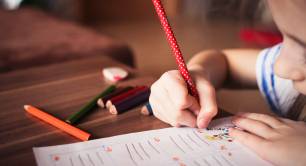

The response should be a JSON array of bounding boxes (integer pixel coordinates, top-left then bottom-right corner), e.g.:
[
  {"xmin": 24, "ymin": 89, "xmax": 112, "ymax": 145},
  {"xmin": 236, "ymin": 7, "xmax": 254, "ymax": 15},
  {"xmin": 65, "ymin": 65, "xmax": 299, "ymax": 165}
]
[
  {"xmin": 105, "ymin": 86, "xmax": 147, "ymax": 108},
  {"xmin": 24, "ymin": 105, "xmax": 90, "ymax": 141},
  {"xmin": 152, "ymin": 0, "xmax": 199, "ymax": 100},
  {"xmin": 109, "ymin": 89, "xmax": 150, "ymax": 114},
  {"xmin": 66, "ymin": 85, "xmax": 116, "ymax": 124},
  {"xmin": 97, "ymin": 86, "xmax": 133, "ymax": 108},
  {"xmin": 140, "ymin": 102, "xmax": 153, "ymax": 116}
]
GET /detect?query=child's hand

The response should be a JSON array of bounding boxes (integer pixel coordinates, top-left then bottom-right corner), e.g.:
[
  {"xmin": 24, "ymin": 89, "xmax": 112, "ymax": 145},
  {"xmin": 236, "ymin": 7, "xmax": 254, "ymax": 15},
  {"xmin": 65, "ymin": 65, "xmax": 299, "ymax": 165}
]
[
  {"xmin": 149, "ymin": 70, "xmax": 218, "ymax": 128},
  {"xmin": 230, "ymin": 113, "xmax": 306, "ymax": 166}
]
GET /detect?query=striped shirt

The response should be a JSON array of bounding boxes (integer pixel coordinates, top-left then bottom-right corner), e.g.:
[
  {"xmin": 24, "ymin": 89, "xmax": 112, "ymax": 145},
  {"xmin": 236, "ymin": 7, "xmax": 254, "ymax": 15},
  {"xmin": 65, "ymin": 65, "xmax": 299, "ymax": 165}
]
[{"xmin": 256, "ymin": 43, "xmax": 304, "ymax": 119}]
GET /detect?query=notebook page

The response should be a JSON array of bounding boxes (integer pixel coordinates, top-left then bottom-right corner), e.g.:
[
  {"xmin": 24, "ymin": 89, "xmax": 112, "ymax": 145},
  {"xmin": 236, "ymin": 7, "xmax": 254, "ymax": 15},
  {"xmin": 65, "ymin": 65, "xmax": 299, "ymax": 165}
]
[{"xmin": 33, "ymin": 117, "xmax": 272, "ymax": 166}]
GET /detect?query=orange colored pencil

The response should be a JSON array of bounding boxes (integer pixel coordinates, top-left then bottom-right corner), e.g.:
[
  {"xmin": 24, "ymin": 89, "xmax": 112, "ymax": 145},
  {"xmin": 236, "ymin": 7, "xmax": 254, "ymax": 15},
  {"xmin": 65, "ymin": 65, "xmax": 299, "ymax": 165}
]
[{"xmin": 24, "ymin": 105, "xmax": 90, "ymax": 141}]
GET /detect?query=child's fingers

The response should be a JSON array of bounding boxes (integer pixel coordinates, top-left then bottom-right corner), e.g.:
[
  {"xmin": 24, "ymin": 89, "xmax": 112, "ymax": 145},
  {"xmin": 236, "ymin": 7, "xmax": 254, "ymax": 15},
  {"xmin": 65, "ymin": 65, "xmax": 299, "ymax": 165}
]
[
  {"xmin": 159, "ymin": 70, "xmax": 200, "ymax": 115},
  {"xmin": 152, "ymin": 96, "xmax": 197, "ymax": 128},
  {"xmin": 237, "ymin": 112, "xmax": 283, "ymax": 128},
  {"xmin": 278, "ymin": 117, "xmax": 295, "ymax": 124},
  {"xmin": 186, "ymin": 95, "xmax": 200, "ymax": 116},
  {"xmin": 170, "ymin": 109, "xmax": 197, "ymax": 127},
  {"xmin": 160, "ymin": 71, "xmax": 190, "ymax": 108},
  {"xmin": 152, "ymin": 107, "xmax": 169, "ymax": 125},
  {"xmin": 150, "ymin": 83, "xmax": 197, "ymax": 128},
  {"xmin": 277, "ymin": 118, "xmax": 306, "ymax": 130},
  {"xmin": 229, "ymin": 128, "xmax": 267, "ymax": 156},
  {"xmin": 277, "ymin": 117, "xmax": 300, "ymax": 126},
  {"xmin": 160, "ymin": 91, "xmax": 197, "ymax": 127},
  {"xmin": 232, "ymin": 116, "xmax": 278, "ymax": 139},
  {"xmin": 149, "ymin": 93, "xmax": 172, "ymax": 124},
  {"xmin": 172, "ymin": 93, "xmax": 200, "ymax": 116},
  {"xmin": 196, "ymin": 82, "xmax": 218, "ymax": 128}
]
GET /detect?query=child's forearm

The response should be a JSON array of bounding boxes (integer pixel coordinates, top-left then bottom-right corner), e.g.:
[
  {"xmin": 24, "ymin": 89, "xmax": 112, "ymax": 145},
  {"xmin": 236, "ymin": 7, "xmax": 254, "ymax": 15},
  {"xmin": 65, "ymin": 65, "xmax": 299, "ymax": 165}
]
[{"xmin": 187, "ymin": 49, "xmax": 260, "ymax": 89}]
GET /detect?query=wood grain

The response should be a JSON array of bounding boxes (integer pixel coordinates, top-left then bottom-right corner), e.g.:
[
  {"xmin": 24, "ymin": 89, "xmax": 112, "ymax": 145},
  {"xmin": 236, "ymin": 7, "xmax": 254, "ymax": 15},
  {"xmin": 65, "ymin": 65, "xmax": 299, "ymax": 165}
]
[
  {"xmin": 0, "ymin": 56, "xmax": 231, "ymax": 165},
  {"xmin": 0, "ymin": 56, "xmax": 168, "ymax": 165},
  {"xmin": 0, "ymin": 56, "xmax": 137, "ymax": 92}
]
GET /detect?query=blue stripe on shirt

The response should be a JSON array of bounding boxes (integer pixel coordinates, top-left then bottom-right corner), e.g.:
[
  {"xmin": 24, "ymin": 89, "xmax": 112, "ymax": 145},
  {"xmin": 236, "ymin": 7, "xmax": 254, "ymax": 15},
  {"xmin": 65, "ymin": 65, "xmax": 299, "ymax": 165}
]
[
  {"xmin": 261, "ymin": 47, "xmax": 281, "ymax": 115},
  {"xmin": 270, "ymin": 45, "xmax": 281, "ymax": 109}
]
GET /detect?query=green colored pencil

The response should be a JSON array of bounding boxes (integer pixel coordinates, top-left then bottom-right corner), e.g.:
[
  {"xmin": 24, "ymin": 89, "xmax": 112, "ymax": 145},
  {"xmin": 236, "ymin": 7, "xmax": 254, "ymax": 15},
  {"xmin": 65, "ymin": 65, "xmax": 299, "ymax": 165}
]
[{"xmin": 66, "ymin": 85, "xmax": 116, "ymax": 124}]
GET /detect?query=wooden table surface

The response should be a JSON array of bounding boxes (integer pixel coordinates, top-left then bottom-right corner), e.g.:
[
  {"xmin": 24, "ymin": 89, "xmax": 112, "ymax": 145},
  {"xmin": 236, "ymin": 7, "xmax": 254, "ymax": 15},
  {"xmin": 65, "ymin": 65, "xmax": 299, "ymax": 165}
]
[
  {"xmin": 0, "ymin": 55, "xmax": 240, "ymax": 166},
  {"xmin": 0, "ymin": 56, "xmax": 170, "ymax": 165}
]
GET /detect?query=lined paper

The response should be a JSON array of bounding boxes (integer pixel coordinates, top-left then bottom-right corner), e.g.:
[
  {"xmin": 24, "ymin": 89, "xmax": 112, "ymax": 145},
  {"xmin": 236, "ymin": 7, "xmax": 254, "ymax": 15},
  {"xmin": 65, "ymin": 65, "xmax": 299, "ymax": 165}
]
[{"xmin": 33, "ymin": 117, "xmax": 272, "ymax": 166}]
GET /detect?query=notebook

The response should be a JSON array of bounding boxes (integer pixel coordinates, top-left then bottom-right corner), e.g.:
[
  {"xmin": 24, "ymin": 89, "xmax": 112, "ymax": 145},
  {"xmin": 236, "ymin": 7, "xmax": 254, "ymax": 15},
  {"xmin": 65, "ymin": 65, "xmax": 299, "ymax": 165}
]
[{"xmin": 33, "ymin": 117, "xmax": 272, "ymax": 166}]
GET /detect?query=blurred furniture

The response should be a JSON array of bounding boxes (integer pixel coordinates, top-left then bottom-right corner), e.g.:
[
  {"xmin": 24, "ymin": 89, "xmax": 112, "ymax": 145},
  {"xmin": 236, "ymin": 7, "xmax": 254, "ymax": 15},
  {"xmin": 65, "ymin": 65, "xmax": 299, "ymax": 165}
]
[{"xmin": 0, "ymin": 7, "xmax": 134, "ymax": 72}]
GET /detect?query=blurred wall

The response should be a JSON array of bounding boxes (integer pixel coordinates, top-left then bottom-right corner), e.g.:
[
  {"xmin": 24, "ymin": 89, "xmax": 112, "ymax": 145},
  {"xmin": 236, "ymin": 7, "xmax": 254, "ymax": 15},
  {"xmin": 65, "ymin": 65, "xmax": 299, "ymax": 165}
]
[
  {"xmin": 82, "ymin": 0, "xmax": 156, "ymax": 23},
  {"xmin": 81, "ymin": 0, "xmax": 273, "ymax": 26},
  {"xmin": 5, "ymin": 0, "xmax": 274, "ymax": 29}
]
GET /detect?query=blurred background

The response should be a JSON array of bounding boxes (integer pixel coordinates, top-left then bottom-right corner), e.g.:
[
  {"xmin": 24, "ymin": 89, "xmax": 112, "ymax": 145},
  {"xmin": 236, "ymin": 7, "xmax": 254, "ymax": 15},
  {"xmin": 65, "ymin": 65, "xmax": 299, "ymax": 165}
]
[
  {"xmin": 1, "ymin": 0, "xmax": 281, "ymax": 113},
  {"xmin": 0, "ymin": 0, "xmax": 281, "ymax": 76}
]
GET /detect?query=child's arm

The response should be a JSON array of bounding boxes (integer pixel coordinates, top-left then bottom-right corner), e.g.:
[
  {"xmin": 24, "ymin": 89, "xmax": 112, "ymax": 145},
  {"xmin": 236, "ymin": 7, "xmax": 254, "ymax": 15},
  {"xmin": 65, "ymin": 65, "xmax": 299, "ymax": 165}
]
[
  {"xmin": 149, "ymin": 49, "xmax": 260, "ymax": 128},
  {"xmin": 187, "ymin": 49, "xmax": 260, "ymax": 88}
]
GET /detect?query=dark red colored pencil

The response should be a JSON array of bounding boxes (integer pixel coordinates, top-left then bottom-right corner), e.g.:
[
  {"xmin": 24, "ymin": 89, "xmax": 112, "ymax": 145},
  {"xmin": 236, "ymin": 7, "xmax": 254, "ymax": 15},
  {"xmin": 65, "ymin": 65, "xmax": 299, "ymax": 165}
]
[
  {"xmin": 105, "ymin": 86, "xmax": 148, "ymax": 108},
  {"xmin": 109, "ymin": 88, "xmax": 150, "ymax": 114},
  {"xmin": 97, "ymin": 86, "xmax": 133, "ymax": 108}
]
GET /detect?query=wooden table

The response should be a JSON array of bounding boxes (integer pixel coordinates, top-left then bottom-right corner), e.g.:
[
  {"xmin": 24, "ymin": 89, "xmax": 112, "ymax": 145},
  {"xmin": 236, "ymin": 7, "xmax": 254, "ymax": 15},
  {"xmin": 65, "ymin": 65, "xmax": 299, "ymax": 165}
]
[
  {"xmin": 0, "ymin": 56, "xmax": 169, "ymax": 165},
  {"xmin": 0, "ymin": 56, "xmax": 269, "ymax": 165}
]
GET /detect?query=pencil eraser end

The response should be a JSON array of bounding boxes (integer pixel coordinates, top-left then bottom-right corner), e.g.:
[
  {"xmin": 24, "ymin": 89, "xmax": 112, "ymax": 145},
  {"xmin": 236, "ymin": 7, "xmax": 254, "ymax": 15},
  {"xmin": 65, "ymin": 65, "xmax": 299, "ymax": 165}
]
[{"xmin": 103, "ymin": 67, "xmax": 128, "ymax": 83}]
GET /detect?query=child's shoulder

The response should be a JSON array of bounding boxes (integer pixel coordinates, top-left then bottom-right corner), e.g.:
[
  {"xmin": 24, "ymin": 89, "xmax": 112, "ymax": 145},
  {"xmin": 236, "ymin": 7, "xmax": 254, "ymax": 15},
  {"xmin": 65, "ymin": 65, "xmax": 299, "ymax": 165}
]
[{"xmin": 255, "ymin": 43, "xmax": 305, "ymax": 120}]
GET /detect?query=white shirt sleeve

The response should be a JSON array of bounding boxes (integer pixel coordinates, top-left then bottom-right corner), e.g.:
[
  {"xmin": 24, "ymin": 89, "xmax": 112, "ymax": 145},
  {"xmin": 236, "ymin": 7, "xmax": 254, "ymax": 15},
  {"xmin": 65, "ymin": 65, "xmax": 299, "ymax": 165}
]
[{"xmin": 256, "ymin": 43, "xmax": 300, "ymax": 117}]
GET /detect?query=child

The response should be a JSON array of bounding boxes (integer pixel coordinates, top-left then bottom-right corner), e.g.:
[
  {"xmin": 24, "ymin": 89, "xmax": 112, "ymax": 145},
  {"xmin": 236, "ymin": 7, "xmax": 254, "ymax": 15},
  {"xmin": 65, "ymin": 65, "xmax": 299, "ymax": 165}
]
[{"xmin": 149, "ymin": 0, "xmax": 306, "ymax": 166}]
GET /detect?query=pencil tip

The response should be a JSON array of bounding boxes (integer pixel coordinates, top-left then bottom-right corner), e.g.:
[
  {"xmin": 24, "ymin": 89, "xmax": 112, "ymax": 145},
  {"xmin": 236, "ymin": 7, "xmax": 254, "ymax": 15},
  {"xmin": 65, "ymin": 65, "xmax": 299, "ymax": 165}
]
[
  {"xmin": 97, "ymin": 99, "xmax": 105, "ymax": 108},
  {"xmin": 24, "ymin": 105, "xmax": 30, "ymax": 110},
  {"xmin": 109, "ymin": 106, "xmax": 117, "ymax": 115},
  {"xmin": 141, "ymin": 106, "xmax": 149, "ymax": 115}
]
